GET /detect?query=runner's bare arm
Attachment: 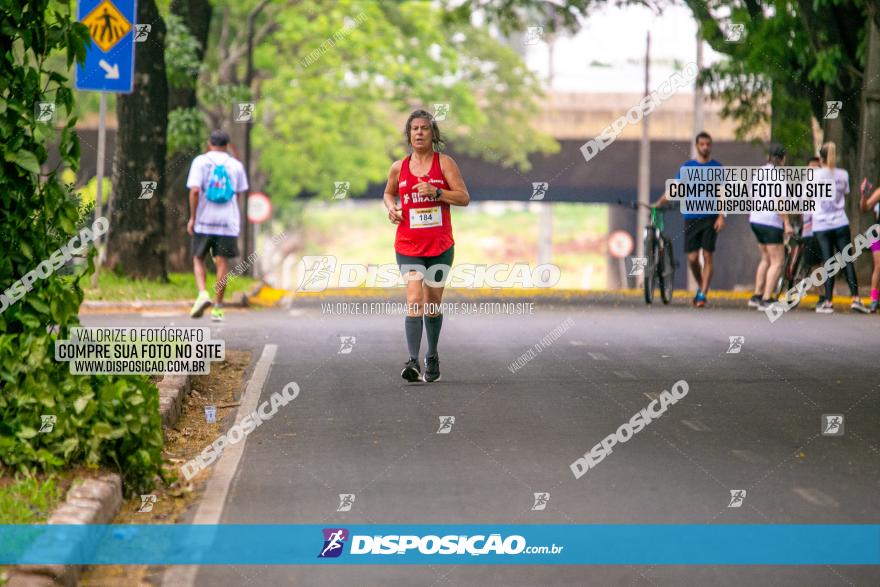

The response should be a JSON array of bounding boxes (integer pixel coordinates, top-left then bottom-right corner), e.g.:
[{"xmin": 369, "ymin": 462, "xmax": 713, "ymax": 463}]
[
  {"xmin": 384, "ymin": 160, "xmax": 403, "ymax": 224},
  {"xmin": 187, "ymin": 187, "xmax": 199, "ymax": 235},
  {"xmin": 863, "ymin": 186, "xmax": 880, "ymax": 211},
  {"xmin": 437, "ymin": 154, "xmax": 470, "ymax": 206}
]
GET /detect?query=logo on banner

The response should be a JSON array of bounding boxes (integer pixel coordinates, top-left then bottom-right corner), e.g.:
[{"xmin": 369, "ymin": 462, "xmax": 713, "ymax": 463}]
[{"xmin": 318, "ymin": 528, "xmax": 349, "ymax": 558}]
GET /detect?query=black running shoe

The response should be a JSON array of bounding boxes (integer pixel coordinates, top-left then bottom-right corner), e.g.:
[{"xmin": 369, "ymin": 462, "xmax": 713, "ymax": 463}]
[
  {"xmin": 424, "ymin": 354, "xmax": 440, "ymax": 383},
  {"xmin": 401, "ymin": 357, "xmax": 422, "ymax": 382}
]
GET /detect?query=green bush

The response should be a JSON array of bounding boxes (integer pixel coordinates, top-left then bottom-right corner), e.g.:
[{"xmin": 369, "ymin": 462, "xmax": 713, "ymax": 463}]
[
  {"xmin": 0, "ymin": 473, "xmax": 61, "ymax": 524},
  {"xmin": 0, "ymin": 0, "xmax": 163, "ymax": 494}
]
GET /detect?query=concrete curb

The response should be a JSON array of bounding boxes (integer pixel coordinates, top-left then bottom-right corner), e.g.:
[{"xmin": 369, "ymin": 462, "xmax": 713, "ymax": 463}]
[
  {"xmin": 158, "ymin": 373, "xmax": 192, "ymax": 428},
  {"xmin": 7, "ymin": 373, "xmax": 192, "ymax": 586},
  {"xmin": 7, "ymin": 474, "xmax": 123, "ymax": 587},
  {"xmin": 80, "ymin": 292, "xmax": 249, "ymax": 313}
]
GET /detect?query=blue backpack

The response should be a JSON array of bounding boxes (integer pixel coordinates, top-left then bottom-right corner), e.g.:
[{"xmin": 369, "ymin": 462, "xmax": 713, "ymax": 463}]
[{"xmin": 205, "ymin": 157, "xmax": 235, "ymax": 203}]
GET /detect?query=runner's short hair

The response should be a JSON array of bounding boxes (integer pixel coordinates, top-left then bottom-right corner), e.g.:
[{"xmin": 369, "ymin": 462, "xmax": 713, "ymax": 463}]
[
  {"xmin": 404, "ymin": 110, "xmax": 446, "ymax": 152},
  {"xmin": 209, "ymin": 129, "xmax": 230, "ymax": 147},
  {"xmin": 695, "ymin": 131, "xmax": 712, "ymax": 144}
]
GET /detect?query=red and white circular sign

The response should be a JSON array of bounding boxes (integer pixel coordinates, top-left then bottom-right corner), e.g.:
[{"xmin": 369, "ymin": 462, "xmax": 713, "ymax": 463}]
[
  {"xmin": 608, "ymin": 230, "xmax": 634, "ymax": 259},
  {"xmin": 247, "ymin": 192, "xmax": 272, "ymax": 224}
]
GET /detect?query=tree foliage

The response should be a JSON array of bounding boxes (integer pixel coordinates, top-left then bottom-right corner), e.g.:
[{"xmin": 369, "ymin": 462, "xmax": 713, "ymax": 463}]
[
  {"xmin": 249, "ymin": 0, "xmax": 559, "ymax": 206},
  {"xmin": 686, "ymin": 0, "xmax": 869, "ymax": 162},
  {"xmin": 0, "ymin": 0, "xmax": 163, "ymax": 494}
]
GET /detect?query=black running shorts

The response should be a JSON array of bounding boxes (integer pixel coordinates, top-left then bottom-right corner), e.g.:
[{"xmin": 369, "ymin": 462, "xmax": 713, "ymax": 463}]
[
  {"xmin": 192, "ymin": 233, "xmax": 240, "ymax": 259},
  {"xmin": 684, "ymin": 216, "xmax": 719, "ymax": 253},
  {"xmin": 750, "ymin": 223, "xmax": 784, "ymax": 245}
]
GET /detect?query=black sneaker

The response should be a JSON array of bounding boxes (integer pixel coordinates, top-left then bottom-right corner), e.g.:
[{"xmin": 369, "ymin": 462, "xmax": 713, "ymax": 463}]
[
  {"xmin": 748, "ymin": 294, "xmax": 761, "ymax": 308},
  {"xmin": 757, "ymin": 298, "xmax": 773, "ymax": 310},
  {"xmin": 401, "ymin": 357, "xmax": 422, "ymax": 382},
  {"xmin": 424, "ymin": 354, "xmax": 440, "ymax": 383}
]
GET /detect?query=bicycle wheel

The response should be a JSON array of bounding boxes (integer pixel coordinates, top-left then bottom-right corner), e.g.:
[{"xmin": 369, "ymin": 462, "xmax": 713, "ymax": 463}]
[
  {"xmin": 659, "ymin": 237, "xmax": 675, "ymax": 304},
  {"xmin": 643, "ymin": 233, "xmax": 657, "ymax": 304},
  {"xmin": 779, "ymin": 242, "xmax": 800, "ymax": 294},
  {"xmin": 784, "ymin": 248, "xmax": 809, "ymax": 307}
]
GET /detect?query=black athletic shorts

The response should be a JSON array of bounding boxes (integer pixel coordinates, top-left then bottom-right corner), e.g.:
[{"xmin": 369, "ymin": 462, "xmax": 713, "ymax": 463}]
[
  {"xmin": 684, "ymin": 216, "xmax": 719, "ymax": 253},
  {"xmin": 396, "ymin": 245, "xmax": 454, "ymax": 285},
  {"xmin": 750, "ymin": 223, "xmax": 784, "ymax": 245},
  {"xmin": 192, "ymin": 233, "xmax": 239, "ymax": 259}
]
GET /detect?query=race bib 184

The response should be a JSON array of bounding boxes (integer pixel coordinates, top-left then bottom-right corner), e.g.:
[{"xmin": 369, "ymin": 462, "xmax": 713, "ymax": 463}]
[{"xmin": 410, "ymin": 206, "xmax": 442, "ymax": 228}]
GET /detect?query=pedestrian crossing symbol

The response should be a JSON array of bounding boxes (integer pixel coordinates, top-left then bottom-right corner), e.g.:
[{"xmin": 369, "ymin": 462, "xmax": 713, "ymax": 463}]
[{"xmin": 82, "ymin": 0, "xmax": 132, "ymax": 52}]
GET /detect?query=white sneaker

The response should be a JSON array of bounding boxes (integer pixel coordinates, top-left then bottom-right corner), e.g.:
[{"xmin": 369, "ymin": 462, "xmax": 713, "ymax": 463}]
[
  {"xmin": 815, "ymin": 300, "xmax": 834, "ymax": 314},
  {"xmin": 851, "ymin": 299, "xmax": 870, "ymax": 314}
]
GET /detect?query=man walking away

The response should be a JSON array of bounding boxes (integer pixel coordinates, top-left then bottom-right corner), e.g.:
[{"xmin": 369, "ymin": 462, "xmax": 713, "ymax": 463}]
[{"xmin": 186, "ymin": 130, "xmax": 249, "ymax": 321}]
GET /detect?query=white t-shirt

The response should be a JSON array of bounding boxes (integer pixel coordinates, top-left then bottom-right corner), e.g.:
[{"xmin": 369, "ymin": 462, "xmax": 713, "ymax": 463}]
[
  {"xmin": 749, "ymin": 163, "xmax": 784, "ymax": 229},
  {"xmin": 186, "ymin": 151, "xmax": 249, "ymax": 237},
  {"xmin": 811, "ymin": 167, "xmax": 849, "ymax": 233}
]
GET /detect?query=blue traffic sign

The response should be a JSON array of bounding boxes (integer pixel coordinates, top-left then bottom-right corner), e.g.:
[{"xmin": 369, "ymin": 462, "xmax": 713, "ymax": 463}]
[{"xmin": 75, "ymin": 0, "xmax": 137, "ymax": 93}]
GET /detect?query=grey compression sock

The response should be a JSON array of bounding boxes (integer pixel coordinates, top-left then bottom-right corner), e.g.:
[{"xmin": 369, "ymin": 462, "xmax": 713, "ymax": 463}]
[
  {"xmin": 405, "ymin": 315, "xmax": 423, "ymax": 359},
  {"xmin": 424, "ymin": 313, "xmax": 443, "ymax": 357}
]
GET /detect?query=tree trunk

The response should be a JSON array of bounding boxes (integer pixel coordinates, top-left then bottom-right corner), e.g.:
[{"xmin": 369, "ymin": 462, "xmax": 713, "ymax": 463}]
[
  {"xmin": 855, "ymin": 4, "xmax": 880, "ymax": 288},
  {"xmin": 106, "ymin": 0, "xmax": 168, "ymax": 280},
  {"xmin": 165, "ymin": 0, "xmax": 213, "ymax": 272}
]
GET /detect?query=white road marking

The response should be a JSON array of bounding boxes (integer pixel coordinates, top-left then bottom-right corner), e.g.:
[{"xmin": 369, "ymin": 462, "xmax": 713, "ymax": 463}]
[
  {"xmin": 792, "ymin": 487, "xmax": 840, "ymax": 508},
  {"xmin": 730, "ymin": 449, "xmax": 769, "ymax": 464},
  {"xmin": 587, "ymin": 352, "xmax": 608, "ymax": 361},
  {"xmin": 613, "ymin": 370, "xmax": 636, "ymax": 379},
  {"xmin": 681, "ymin": 419, "xmax": 712, "ymax": 432},
  {"xmin": 162, "ymin": 343, "xmax": 277, "ymax": 587},
  {"xmin": 643, "ymin": 392, "xmax": 659, "ymax": 401}
]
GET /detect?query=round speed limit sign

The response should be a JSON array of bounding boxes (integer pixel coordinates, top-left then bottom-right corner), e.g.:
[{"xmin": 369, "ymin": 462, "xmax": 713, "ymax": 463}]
[
  {"xmin": 247, "ymin": 192, "xmax": 272, "ymax": 224},
  {"xmin": 608, "ymin": 230, "xmax": 634, "ymax": 259}
]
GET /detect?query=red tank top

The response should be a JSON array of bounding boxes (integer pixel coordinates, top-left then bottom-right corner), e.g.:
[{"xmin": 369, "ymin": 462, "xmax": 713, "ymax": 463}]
[{"xmin": 394, "ymin": 152, "xmax": 454, "ymax": 256}]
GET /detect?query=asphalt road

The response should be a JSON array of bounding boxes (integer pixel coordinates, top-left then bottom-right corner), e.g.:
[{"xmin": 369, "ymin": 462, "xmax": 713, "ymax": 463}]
[{"xmin": 83, "ymin": 298, "xmax": 880, "ymax": 586}]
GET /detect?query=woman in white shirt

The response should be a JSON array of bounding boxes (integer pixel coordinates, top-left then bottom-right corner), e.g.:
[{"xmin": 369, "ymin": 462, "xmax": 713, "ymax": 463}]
[
  {"xmin": 812, "ymin": 142, "xmax": 869, "ymax": 313},
  {"xmin": 748, "ymin": 145, "xmax": 792, "ymax": 309}
]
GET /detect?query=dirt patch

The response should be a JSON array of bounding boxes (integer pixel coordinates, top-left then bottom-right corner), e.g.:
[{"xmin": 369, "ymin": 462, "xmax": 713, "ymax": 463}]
[{"xmin": 78, "ymin": 349, "xmax": 251, "ymax": 586}]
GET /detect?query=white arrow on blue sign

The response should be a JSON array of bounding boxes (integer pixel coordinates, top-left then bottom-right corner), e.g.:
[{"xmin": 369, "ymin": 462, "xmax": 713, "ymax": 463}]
[{"xmin": 75, "ymin": 0, "xmax": 136, "ymax": 93}]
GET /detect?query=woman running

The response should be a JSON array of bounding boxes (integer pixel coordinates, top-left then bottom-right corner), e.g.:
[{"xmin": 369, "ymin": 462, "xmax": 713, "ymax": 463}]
[
  {"xmin": 812, "ymin": 142, "xmax": 869, "ymax": 313},
  {"xmin": 860, "ymin": 178, "xmax": 880, "ymax": 312},
  {"xmin": 383, "ymin": 110, "xmax": 470, "ymax": 382},
  {"xmin": 748, "ymin": 144, "xmax": 793, "ymax": 310}
]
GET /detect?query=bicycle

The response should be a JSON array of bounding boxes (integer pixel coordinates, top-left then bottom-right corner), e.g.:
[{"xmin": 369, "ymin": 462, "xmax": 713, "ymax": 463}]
[
  {"xmin": 620, "ymin": 201, "xmax": 676, "ymax": 304},
  {"xmin": 774, "ymin": 225, "xmax": 811, "ymax": 303}
]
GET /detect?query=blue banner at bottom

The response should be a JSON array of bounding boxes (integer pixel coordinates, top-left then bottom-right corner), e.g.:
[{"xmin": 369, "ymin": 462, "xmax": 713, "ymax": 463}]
[{"xmin": 1, "ymin": 525, "xmax": 878, "ymax": 565}]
